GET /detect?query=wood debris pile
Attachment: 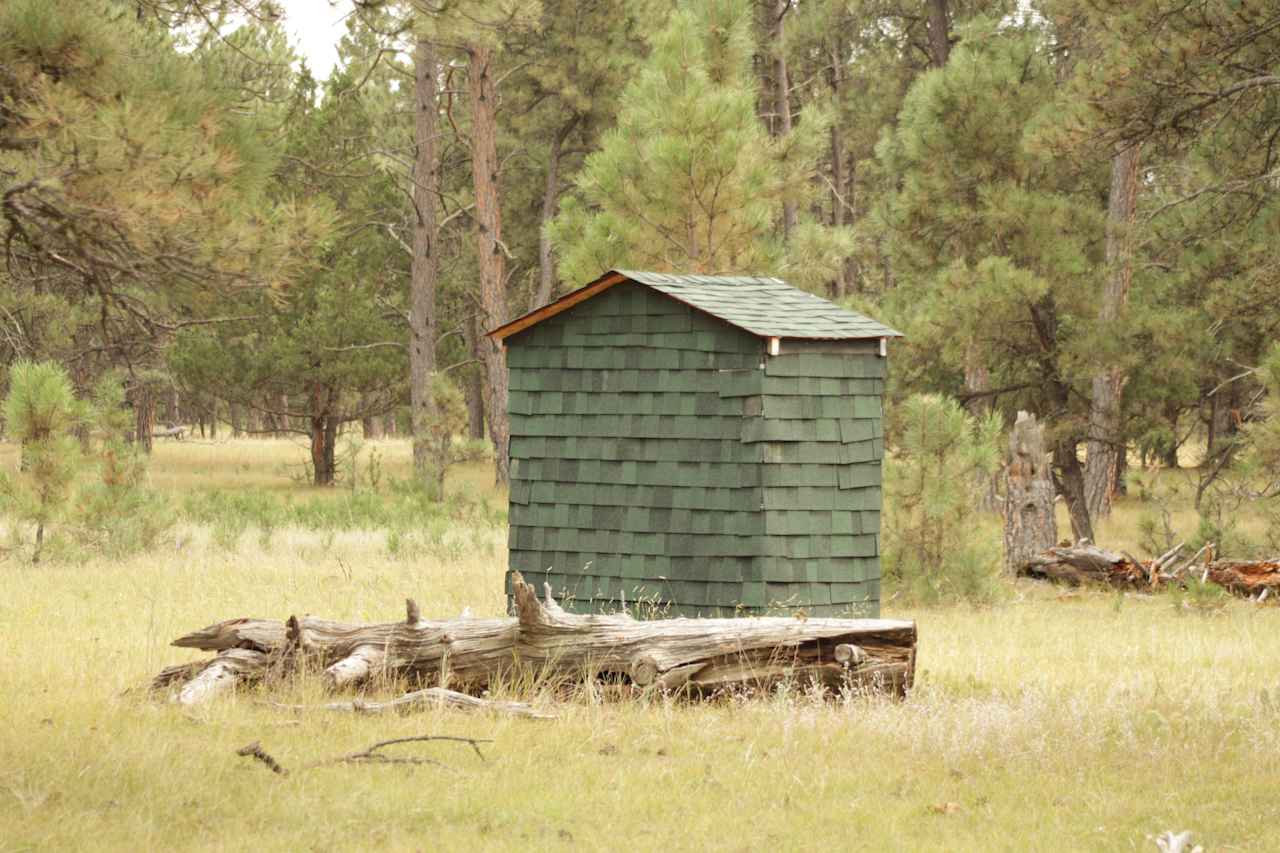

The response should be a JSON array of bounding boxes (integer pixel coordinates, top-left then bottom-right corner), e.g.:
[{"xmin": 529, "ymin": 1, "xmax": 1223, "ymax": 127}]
[
  {"xmin": 1017, "ymin": 542, "xmax": 1280, "ymax": 600},
  {"xmin": 151, "ymin": 572, "xmax": 917, "ymax": 710}
]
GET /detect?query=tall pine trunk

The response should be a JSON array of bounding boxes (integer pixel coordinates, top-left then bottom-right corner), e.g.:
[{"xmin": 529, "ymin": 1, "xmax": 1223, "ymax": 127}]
[
  {"xmin": 927, "ymin": 0, "xmax": 951, "ymax": 68},
  {"xmin": 309, "ymin": 384, "xmax": 336, "ymax": 487},
  {"xmin": 1053, "ymin": 439, "xmax": 1093, "ymax": 543},
  {"xmin": 827, "ymin": 40, "xmax": 849, "ymax": 298},
  {"xmin": 1084, "ymin": 145, "xmax": 1141, "ymax": 522},
  {"xmin": 411, "ymin": 38, "xmax": 441, "ymax": 480},
  {"xmin": 132, "ymin": 383, "xmax": 154, "ymax": 454},
  {"xmin": 535, "ymin": 116, "xmax": 578, "ymax": 309},
  {"xmin": 771, "ymin": 0, "xmax": 796, "ymax": 242},
  {"xmin": 468, "ymin": 43, "xmax": 510, "ymax": 485}
]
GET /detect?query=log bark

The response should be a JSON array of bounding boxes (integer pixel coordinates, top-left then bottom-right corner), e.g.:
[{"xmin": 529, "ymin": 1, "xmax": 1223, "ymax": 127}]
[
  {"xmin": 153, "ymin": 576, "xmax": 917, "ymax": 705},
  {"xmin": 1004, "ymin": 411, "xmax": 1057, "ymax": 574}
]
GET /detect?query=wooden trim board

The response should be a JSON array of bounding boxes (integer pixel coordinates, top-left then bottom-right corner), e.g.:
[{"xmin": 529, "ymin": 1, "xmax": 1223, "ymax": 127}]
[{"xmin": 487, "ymin": 271, "xmax": 627, "ymax": 342}]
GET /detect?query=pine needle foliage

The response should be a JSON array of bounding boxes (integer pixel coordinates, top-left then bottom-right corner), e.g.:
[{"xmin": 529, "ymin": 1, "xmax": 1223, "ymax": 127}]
[
  {"xmin": 0, "ymin": 361, "xmax": 83, "ymax": 563},
  {"xmin": 549, "ymin": 0, "xmax": 851, "ymax": 289},
  {"xmin": 882, "ymin": 394, "xmax": 1003, "ymax": 604}
]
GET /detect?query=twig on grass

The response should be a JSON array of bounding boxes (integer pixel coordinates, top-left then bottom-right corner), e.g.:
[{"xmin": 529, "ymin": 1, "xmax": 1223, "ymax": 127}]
[
  {"xmin": 236, "ymin": 741, "xmax": 288, "ymax": 775},
  {"xmin": 266, "ymin": 687, "xmax": 556, "ymax": 720},
  {"xmin": 235, "ymin": 735, "xmax": 493, "ymax": 776}
]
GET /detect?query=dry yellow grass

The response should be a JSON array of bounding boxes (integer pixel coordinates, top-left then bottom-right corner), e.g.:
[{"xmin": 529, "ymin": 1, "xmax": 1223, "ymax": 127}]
[{"xmin": 2, "ymin": 439, "xmax": 1279, "ymax": 851}]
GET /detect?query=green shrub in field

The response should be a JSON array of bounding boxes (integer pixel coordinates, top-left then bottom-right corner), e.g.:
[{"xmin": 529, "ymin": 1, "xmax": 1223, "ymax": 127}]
[
  {"xmin": 71, "ymin": 373, "xmax": 174, "ymax": 558},
  {"xmin": 882, "ymin": 393, "xmax": 1003, "ymax": 604},
  {"xmin": 0, "ymin": 361, "xmax": 83, "ymax": 563},
  {"xmin": 1168, "ymin": 574, "xmax": 1232, "ymax": 616}
]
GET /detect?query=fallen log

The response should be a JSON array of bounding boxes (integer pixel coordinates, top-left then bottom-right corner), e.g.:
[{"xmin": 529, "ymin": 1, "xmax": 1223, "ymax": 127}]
[
  {"xmin": 1017, "ymin": 543, "xmax": 1280, "ymax": 598},
  {"xmin": 153, "ymin": 572, "xmax": 917, "ymax": 706}
]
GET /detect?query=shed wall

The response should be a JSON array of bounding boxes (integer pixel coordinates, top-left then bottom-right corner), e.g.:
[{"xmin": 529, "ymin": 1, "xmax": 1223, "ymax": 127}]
[{"xmin": 505, "ymin": 281, "xmax": 884, "ymax": 616}]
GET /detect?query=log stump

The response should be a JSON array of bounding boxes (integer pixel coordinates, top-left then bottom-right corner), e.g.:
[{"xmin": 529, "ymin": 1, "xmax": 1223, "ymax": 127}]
[{"xmin": 1004, "ymin": 411, "xmax": 1058, "ymax": 574}]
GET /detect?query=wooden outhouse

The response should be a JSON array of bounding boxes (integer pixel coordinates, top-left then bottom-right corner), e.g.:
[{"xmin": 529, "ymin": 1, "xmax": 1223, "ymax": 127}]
[{"xmin": 488, "ymin": 270, "xmax": 901, "ymax": 617}]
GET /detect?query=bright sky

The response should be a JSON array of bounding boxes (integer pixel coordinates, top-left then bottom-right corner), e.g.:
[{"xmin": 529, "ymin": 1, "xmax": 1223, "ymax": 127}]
[{"xmin": 275, "ymin": 0, "xmax": 354, "ymax": 79}]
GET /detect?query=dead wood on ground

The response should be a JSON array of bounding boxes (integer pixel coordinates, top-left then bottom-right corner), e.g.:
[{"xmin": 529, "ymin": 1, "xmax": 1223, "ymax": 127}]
[{"xmin": 152, "ymin": 573, "xmax": 917, "ymax": 708}]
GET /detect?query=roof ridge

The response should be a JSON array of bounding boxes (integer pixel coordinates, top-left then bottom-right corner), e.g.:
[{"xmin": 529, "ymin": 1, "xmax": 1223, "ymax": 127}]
[{"xmin": 489, "ymin": 269, "xmax": 903, "ymax": 342}]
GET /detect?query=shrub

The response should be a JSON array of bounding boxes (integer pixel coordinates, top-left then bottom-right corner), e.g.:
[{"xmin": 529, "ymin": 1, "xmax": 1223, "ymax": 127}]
[
  {"xmin": 881, "ymin": 393, "xmax": 1003, "ymax": 604},
  {"xmin": 71, "ymin": 373, "xmax": 175, "ymax": 557},
  {"xmin": 0, "ymin": 361, "xmax": 83, "ymax": 563}
]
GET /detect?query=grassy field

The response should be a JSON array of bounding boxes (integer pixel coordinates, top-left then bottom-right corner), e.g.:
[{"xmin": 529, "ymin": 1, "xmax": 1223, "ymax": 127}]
[{"xmin": 2, "ymin": 438, "xmax": 1279, "ymax": 851}]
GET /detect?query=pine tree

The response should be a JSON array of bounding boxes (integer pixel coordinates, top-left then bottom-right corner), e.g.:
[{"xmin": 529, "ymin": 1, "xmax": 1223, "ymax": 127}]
[
  {"xmin": 874, "ymin": 21, "xmax": 1108, "ymax": 541},
  {"xmin": 549, "ymin": 0, "xmax": 852, "ymax": 290},
  {"xmin": 882, "ymin": 393, "xmax": 1002, "ymax": 602},
  {"xmin": 0, "ymin": 362, "xmax": 82, "ymax": 563}
]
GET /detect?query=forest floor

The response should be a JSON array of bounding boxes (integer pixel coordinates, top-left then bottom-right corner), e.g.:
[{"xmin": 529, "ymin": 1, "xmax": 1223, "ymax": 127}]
[{"xmin": 2, "ymin": 439, "xmax": 1279, "ymax": 851}]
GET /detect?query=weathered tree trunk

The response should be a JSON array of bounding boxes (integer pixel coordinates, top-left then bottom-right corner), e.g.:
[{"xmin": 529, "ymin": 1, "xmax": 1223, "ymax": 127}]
[
  {"xmin": 229, "ymin": 402, "xmax": 243, "ymax": 438},
  {"xmin": 927, "ymin": 0, "xmax": 951, "ymax": 68},
  {"xmin": 466, "ymin": 318, "xmax": 486, "ymax": 440},
  {"xmin": 382, "ymin": 411, "xmax": 397, "ymax": 437},
  {"xmin": 132, "ymin": 382, "xmax": 154, "ymax": 454},
  {"xmin": 1004, "ymin": 412, "xmax": 1057, "ymax": 574},
  {"xmin": 468, "ymin": 43, "xmax": 510, "ymax": 485},
  {"xmin": 535, "ymin": 116, "xmax": 579, "ymax": 309},
  {"xmin": 310, "ymin": 409, "xmax": 337, "ymax": 487},
  {"xmin": 1084, "ymin": 144, "xmax": 1141, "ymax": 522},
  {"xmin": 771, "ymin": 0, "xmax": 797, "ymax": 242},
  {"xmin": 152, "ymin": 574, "xmax": 917, "ymax": 707},
  {"xmin": 827, "ymin": 39, "xmax": 849, "ymax": 299},
  {"xmin": 1052, "ymin": 439, "xmax": 1094, "ymax": 543},
  {"xmin": 964, "ymin": 349, "xmax": 998, "ymax": 511},
  {"xmin": 362, "ymin": 414, "xmax": 381, "ymax": 440},
  {"xmin": 411, "ymin": 38, "xmax": 442, "ymax": 479}
]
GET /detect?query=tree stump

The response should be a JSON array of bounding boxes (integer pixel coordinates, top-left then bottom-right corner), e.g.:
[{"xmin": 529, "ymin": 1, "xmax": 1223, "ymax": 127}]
[{"xmin": 1004, "ymin": 411, "xmax": 1057, "ymax": 573}]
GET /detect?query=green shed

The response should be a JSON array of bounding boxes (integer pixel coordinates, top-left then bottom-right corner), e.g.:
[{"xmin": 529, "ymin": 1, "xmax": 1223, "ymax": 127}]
[{"xmin": 488, "ymin": 270, "xmax": 901, "ymax": 618}]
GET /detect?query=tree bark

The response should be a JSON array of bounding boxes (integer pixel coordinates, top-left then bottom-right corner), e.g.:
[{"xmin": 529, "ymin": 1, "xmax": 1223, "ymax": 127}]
[
  {"xmin": 132, "ymin": 382, "xmax": 154, "ymax": 454},
  {"xmin": 152, "ymin": 574, "xmax": 918, "ymax": 706},
  {"xmin": 1084, "ymin": 144, "xmax": 1141, "ymax": 522},
  {"xmin": 927, "ymin": 0, "xmax": 951, "ymax": 68},
  {"xmin": 535, "ymin": 116, "xmax": 578, "ymax": 309},
  {"xmin": 1052, "ymin": 439, "xmax": 1094, "ymax": 543},
  {"xmin": 411, "ymin": 38, "xmax": 441, "ymax": 479},
  {"xmin": 309, "ymin": 384, "xmax": 337, "ymax": 486},
  {"xmin": 466, "ymin": 316, "xmax": 486, "ymax": 440},
  {"xmin": 229, "ymin": 402, "xmax": 243, "ymax": 438},
  {"xmin": 1003, "ymin": 412, "xmax": 1057, "ymax": 573},
  {"xmin": 467, "ymin": 43, "xmax": 510, "ymax": 485},
  {"xmin": 964, "ymin": 348, "xmax": 998, "ymax": 511},
  {"xmin": 772, "ymin": 0, "xmax": 797, "ymax": 242},
  {"xmin": 827, "ymin": 39, "xmax": 849, "ymax": 299}
]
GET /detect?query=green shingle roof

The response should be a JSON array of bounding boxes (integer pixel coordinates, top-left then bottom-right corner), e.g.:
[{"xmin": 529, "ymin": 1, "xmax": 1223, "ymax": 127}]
[
  {"xmin": 615, "ymin": 270, "xmax": 901, "ymax": 340},
  {"xmin": 489, "ymin": 269, "xmax": 902, "ymax": 342}
]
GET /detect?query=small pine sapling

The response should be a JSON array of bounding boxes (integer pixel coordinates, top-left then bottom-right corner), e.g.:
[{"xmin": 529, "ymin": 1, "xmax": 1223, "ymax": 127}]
[
  {"xmin": 71, "ymin": 372, "xmax": 174, "ymax": 557},
  {"xmin": 882, "ymin": 393, "xmax": 1003, "ymax": 603},
  {"xmin": 0, "ymin": 361, "xmax": 84, "ymax": 563}
]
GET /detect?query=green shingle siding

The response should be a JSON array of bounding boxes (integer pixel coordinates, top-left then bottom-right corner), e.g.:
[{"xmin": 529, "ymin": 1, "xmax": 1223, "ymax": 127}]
[{"xmin": 504, "ymin": 280, "xmax": 885, "ymax": 617}]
